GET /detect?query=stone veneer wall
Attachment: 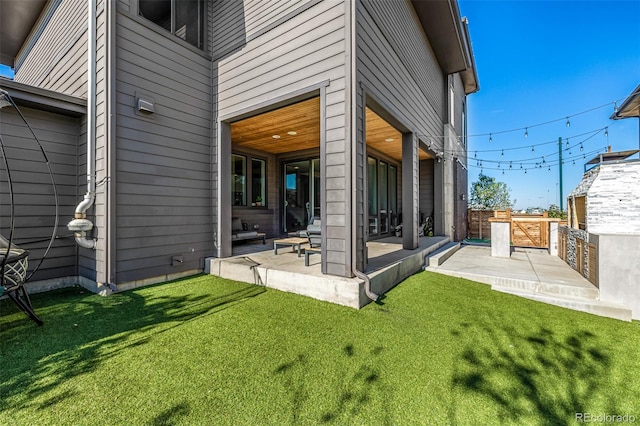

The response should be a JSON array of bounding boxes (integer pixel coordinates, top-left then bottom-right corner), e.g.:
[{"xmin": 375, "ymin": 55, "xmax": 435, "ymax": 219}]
[
  {"xmin": 586, "ymin": 161, "xmax": 640, "ymax": 234},
  {"xmin": 560, "ymin": 226, "xmax": 590, "ymax": 280}
]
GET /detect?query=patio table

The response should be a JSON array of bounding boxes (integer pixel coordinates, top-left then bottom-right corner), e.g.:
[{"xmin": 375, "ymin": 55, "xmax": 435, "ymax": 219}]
[{"xmin": 273, "ymin": 237, "xmax": 308, "ymax": 256}]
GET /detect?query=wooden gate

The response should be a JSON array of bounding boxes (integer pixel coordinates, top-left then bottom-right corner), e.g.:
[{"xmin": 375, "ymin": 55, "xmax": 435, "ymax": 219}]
[
  {"xmin": 468, "ymin": 209, "xmax": 564, "ymax": 248},
  {"xmin": 511, "ymin": 217, "xmax": 549, "ymax": 248}
]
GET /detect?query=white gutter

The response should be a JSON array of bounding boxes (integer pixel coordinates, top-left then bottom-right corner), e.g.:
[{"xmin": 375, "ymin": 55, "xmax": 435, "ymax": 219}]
[{"xmin": 68, "ymin": 0, "xmax": 97, "ymax": 250}]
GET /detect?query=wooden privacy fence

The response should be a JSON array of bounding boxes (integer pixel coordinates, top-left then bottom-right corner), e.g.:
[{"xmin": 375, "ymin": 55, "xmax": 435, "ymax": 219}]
[{"xmin": 468, "ymin": 209, "xmax": 564, "ymax": 248}]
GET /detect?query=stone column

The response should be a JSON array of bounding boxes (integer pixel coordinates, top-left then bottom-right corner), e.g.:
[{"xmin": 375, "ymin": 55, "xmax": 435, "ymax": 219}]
[{"xmin": 489, "ymin": 218, "xmax": 510, "ymax": 258}]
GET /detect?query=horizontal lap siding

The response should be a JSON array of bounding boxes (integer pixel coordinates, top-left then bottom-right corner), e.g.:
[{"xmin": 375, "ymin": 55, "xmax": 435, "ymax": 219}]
[
  {"xmin": 15, "ymin": 0, "xmax": 88, "ymax": 98},
  {"xmin": 0, "ymin": 107, "xmax": 81, "ymax": 282},
  {"xmin": 115, "ymin": 9, "xmax": 212, "ymax": 283},
  {"xmin": 215, "ymin": 0, "xmax": 348, "ymax": 275},
  {"xmin": 356, "ymin": 1, "xmax": 447, "ymax": 250},
  {"xmin": 357, "ymin": 1, "xmax": 445, "ymax": 143}
]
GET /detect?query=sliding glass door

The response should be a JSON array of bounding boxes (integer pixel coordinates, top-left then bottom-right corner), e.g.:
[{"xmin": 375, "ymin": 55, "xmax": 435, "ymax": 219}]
[
  {"xmin": 283, "ymin": 158, "xmax": 320, "ymax": 233},
  {"xmin": 368, "ymin": 156, "xmax": 398, "ymax": 238}
]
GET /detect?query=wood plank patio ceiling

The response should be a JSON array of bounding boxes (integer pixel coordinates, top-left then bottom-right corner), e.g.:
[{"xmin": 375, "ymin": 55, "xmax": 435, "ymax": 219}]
[{"xmin": 230, "ymin": 97, "xmax": 430, "ymax": 161}]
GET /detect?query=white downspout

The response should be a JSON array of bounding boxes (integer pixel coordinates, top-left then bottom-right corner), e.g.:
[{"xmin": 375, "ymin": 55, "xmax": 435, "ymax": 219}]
[
  {"xmin": 68, "ymin": 0, "xmax": 97, "ymax": 249},
  {"xmin": 348, "ymin": 0, "xmax": 377, "ymax": 301}
]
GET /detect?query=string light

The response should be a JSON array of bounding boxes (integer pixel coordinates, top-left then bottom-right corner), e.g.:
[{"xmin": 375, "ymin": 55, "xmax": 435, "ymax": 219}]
[
  {"xmin": 467, "ymin": 93, "xmax": 634, "ymax": 138},
  {"xmin": 524, "ymin": 127, "xmax": 528, "ymax": 138},
  {"xmin": 566, "ymin": 138, "xmax": 570, "ymax": 148},
  {"xmin": 489, "ymin": 133, "xmax": 493, "ymax": 143},
  {"xmin": 501, "ymin": 149, "xmax": 504, "ymax": 157},
  {"xmin": 580, "ymin": 143, "xmax": 584, "ymax": 152},
  {"xmin": 531, "ymin": 146, "xmax": 535, "ymax": 153},
  {"xmin": 604, "ymin": 127, "xmax": 608, "ymax": 137}
]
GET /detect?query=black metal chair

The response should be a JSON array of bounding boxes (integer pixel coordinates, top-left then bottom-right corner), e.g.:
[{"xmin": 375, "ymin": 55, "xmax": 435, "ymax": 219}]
[{"xmin": 0, "ymin": 234, "xmax": 42, "ymax": 325}]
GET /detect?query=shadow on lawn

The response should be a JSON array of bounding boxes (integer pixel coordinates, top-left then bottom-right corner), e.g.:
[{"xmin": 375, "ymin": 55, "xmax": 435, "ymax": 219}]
[
  {"xmin": 0, "ymin": 276, "xmax": 264, "ymax": 415},
  {"xmin": 450, "ymin": 314, "xmax": 616, "ymax": 425},
  {"xmin": 273, "ymin": 344, "xmax": 392, "ymax": 425}
]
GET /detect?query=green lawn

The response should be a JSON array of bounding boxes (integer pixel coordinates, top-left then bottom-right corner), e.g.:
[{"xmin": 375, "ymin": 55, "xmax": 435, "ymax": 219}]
[{"xmin": 2, "ymin": 272, "xmax": 639, "ymax": 425}]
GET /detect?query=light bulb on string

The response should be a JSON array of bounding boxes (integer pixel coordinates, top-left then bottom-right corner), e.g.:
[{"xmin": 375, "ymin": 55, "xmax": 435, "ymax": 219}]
[
  {"xmin": 498, "ymin": 162, "xmax": 501, "ymax": 168},
  {"xmin": 502, "ymin": 170, "xmax": 505, "ymax": 175},
  {"xmin": 566, "ymin": 138, "xmax": 570, "ymax": 148},
  {"xmin": 542, "ymin": 156, "xmax": 546, "ymax": 165},
  {"xmin": 614, "ymin": 102, "xmax": 618, "ymax": 113},
  {"xmin": 489, "ymin": 133, "xmax": 493, "ymax": 143},
  {"xmin": 509, "ymin": 161, "xmax": 512, "ymax": 169},
  {"xmin": 474, "ymin": 151, "xmax": 477, "ymax": 158},
  {"xmin": 604, "ymin": 127, "xmax": 608, "ymax": 137},
  {"xmin": 520, "ymin": 164, "xmax": 523, "ymax": 169},
  {"xmin": 548, "ymin": 166, "xmax": 551, "ymax": 171},
  {"xmin": 580, "ymin": 143, "xmax": 583, "ymax": 152},
  {"xmin": 566, "ymin": 117, "xmax": 570, "ymax": 127},
  {"xmin": 501, "ymin": 149, "xmax": 504, "ymax": 157},
  {"xmin": 573, "ymin": 160, "xmax": 576, "ymax": 166},
  {"xmin": 524, "ymin": 169, "xmax": 527, "ymax": 174},
  {"xmin": 524, "ymin": 128, "xmax": 528, "ymax": 138},
  {"xmin": 531, "ymin": 146, "xmax": 535, "ymax": 153}
]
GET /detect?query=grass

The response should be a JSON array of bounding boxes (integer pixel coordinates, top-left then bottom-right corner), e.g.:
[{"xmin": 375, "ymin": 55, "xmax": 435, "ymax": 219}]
[{"xmin": 1, "ymin": 272, "xmax": 639, "ymax": 425}]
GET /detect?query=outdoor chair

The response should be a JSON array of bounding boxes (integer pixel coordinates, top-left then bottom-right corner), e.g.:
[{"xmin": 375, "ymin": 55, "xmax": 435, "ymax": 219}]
[
  {"xmin": 0, "ymin": 234, "xmax": 42, "ymax": 325},
  {"xmin": 304, "ymin": 217, "xmax": 322, "ymax": 266},
  {"xmin": 306, "ymin": 217, "xmax": 321, "ymax": 248}
]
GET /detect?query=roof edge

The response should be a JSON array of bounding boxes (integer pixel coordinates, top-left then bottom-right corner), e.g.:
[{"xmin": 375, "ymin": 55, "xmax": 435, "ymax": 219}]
[{"xmin": 0, "ymin": 78, "xmax": 86, "ymax": 117}]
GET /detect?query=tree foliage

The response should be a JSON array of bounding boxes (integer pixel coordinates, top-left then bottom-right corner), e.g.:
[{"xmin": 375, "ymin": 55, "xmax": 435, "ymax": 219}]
[
  {"xmin": 547, "ymin": 204, "xmax": 567, "ymax": 219},
  {"xmin": 469, "ymin": 173, "xmax": 514, "ymax": 210}
]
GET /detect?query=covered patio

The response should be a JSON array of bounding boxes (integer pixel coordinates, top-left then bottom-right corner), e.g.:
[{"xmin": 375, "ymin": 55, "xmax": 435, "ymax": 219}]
[{"xmin": 206, "ymin": 235, "xmax": 451, "ymax": 308}]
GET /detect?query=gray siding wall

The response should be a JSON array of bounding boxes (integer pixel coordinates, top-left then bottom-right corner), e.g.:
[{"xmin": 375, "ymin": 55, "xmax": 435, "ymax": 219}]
[
  {"xmin": 357, "ymin": 0, "xmax": 446, "ymax": 143},
  {"xmin": 14, "ymin": 0, "xmax": 88, "ymax": 98},
  {"xmin": 419, "ymin": 159, "xmax": 434, "ymax": 220},
  {"xmin": 0, "ymin": 106, "xmax": 81, "ymax": 282},
  {"xmin": 214, "ymin": 0, "xmax": 349, "ymax": 276},
  {"xmin": 357, "ymin": 0, "xmax": 453, "ymax": 245},
  {"xmin": 114, "ymin": 2, "xmax": 213, "ymax": 283}
]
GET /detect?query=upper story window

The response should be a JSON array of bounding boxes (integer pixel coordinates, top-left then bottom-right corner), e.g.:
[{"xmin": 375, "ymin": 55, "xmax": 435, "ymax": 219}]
[{"xmin": 139, "ymin": 0, "xmax": 206, "ymax": 50}]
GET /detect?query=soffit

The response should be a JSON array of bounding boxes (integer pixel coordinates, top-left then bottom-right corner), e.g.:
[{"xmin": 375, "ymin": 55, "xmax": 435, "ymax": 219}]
[
  {"xmin": 610, "ymin": 85, "xmax": 640, "ymax": 119},
  {"xmin": 411, "ymin": 0, "xmax": 479, "ymax": 94},
  {"xmin": 230, "ymin": 97, "xmax": 430, "ymax": 161},
  {"xmin": 0, "ymin": 0, "xmax": 48, "ymax": 66}
]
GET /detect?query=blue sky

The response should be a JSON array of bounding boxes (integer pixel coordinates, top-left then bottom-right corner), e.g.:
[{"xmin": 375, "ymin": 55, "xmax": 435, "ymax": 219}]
[
  {"xmin": 458, "ymin": 0, "xmax": 640, "ymax": 210},
  {"xmin": 0, "ymin": 64, "xmax": 14, "ymax": 79}
]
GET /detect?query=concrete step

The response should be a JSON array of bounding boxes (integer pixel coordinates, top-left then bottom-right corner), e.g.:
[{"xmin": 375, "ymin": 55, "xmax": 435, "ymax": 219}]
[
  {"xmin": 425, "ymin": 242, "xmax": 461, "ymax": 268},
  {"xmin": 492, "ymin": 285, "xmax": 632, "ymax": 322},
  {"xmin": 537, "ymin": 281, "xmax": 599, "ymax": 300}
]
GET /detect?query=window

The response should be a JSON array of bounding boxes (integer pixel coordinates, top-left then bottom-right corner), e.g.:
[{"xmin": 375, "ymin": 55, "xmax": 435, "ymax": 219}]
[
  {"xmin": 139, "ymin": 0, "xmax": 205, "ymax": 49},
  {"xmin": 232, "ymin": 154, "xmax": 246, "ymax": 206},
  {"xmin": 251, "ymin": 159, "xmax": 266, "ymax": 206},
  {"xmin": 232, "ymin": 154, "xmax": 267, "ymax": 207}
]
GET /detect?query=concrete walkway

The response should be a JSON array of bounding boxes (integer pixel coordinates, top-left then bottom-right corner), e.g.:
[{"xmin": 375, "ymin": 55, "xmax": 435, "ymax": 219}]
[{"xmin": 426, "ymin": 245, "xmax": 632, "ymax": 321}]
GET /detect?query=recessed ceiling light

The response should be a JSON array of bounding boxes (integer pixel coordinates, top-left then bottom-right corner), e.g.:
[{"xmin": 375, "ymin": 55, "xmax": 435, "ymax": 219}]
[
  {"xmin": 287, "ymin": 131, "xmax": 297, "ymax": 136},
  {"xmin": 272, "ymin": 135, "xmax": 281, "ymax": 139},
  {"xmin": 385, "ymin": 138, "xmax": 394, "ymax": 142}
]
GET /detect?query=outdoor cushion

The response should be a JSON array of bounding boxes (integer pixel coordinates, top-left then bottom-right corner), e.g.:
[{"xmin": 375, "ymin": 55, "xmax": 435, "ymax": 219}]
[
  {"xmin": 232, "ymin": 217, "xmax": 243, "ymax": 232},
  {"xmin": 235, "ymin": 231, "xmax": 258, "ymax": 239}
]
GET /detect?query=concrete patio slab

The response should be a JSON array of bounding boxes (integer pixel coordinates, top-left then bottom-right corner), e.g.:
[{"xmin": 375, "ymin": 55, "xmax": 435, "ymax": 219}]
[
  {"xmin": 425, "ymin": 245, "xmax": 631, "ymax": 321},
  {"xmin": 207, "ymin": 236, "xmax": 450, "ymax": 308}
]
